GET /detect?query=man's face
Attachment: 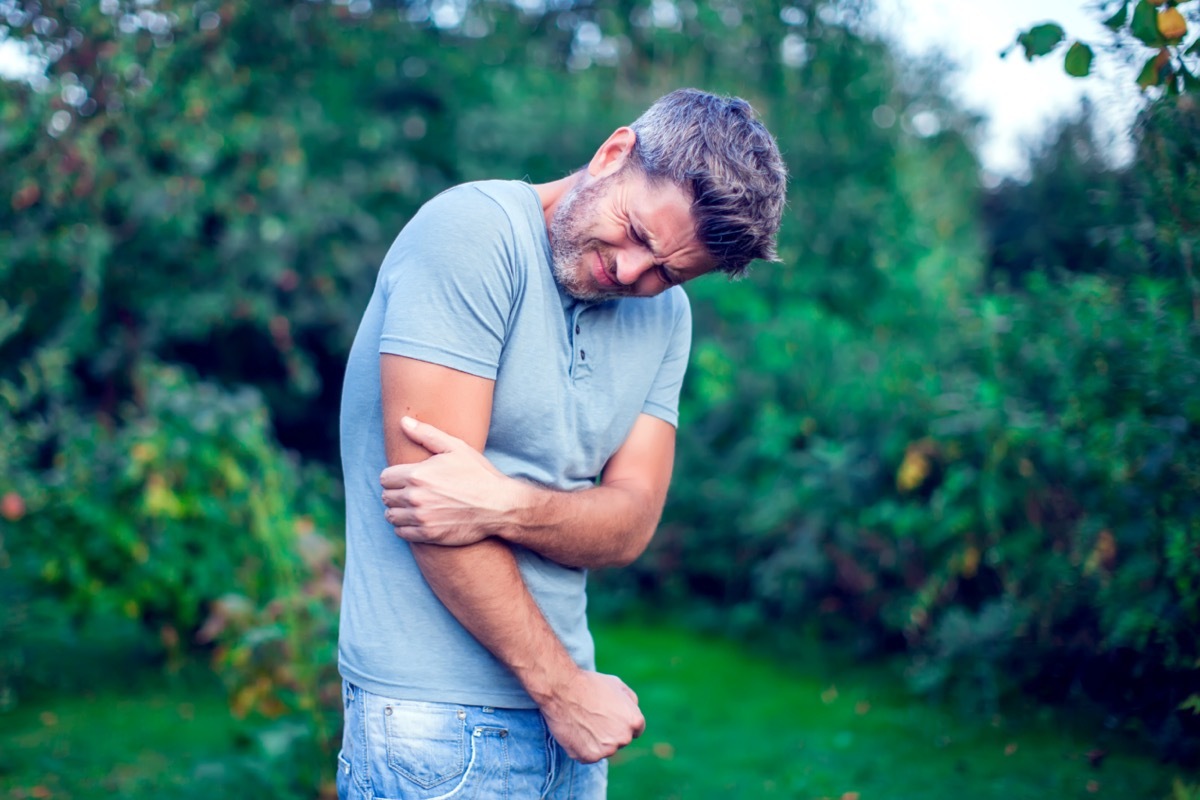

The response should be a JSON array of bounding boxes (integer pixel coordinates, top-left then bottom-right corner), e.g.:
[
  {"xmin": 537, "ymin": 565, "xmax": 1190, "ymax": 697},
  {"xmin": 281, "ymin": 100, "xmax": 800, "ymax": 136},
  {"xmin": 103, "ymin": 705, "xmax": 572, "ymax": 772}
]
[{"xmin": 549, "ymin": 169, "xmax": 715, "ymax": 302}]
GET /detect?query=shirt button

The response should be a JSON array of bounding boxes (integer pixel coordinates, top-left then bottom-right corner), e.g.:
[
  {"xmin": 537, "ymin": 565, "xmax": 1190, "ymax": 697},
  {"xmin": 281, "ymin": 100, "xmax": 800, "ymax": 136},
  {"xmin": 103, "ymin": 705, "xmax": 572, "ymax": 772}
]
[
  {"xmin": 580, "ymin": 350, "xmax": 586, "ymax": 361},
  {"xmin": 575, "ymin": 324, "xmax": 581, "ymax": 334}
]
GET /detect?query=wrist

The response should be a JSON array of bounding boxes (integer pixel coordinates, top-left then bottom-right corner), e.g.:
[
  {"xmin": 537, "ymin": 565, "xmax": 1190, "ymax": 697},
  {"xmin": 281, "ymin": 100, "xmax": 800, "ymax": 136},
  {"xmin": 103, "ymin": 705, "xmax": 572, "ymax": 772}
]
[
  {"xmin": 516, "ymin": 649, "xmax": 580, "ymax": 707},
  {"xmin": 498, "ymin": 479, "xmax": 540, "ymax": 545}
]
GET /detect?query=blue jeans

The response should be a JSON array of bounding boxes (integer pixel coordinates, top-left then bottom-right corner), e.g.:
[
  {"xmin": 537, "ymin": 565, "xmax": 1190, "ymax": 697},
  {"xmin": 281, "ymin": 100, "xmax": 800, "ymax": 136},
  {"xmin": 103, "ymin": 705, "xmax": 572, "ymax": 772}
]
[{"xmin": 337, "ymin": 680, "xmax": 608, "ymax": 800}]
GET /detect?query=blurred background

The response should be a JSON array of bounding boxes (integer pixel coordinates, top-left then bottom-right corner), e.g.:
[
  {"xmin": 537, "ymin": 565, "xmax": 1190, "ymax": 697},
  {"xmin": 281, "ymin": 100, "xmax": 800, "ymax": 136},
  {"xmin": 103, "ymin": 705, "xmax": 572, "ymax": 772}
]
[{"xmin": 1, "ymin": 0, "xmax": 1198, "ymax": 797}]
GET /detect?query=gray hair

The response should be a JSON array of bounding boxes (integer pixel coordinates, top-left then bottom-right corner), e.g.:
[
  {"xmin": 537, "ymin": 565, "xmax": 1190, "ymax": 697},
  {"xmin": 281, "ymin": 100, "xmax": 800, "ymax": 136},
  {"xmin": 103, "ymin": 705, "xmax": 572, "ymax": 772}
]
[{"xmin": 628, "ymin": 88, "xmax": 787, "ymax": 277}]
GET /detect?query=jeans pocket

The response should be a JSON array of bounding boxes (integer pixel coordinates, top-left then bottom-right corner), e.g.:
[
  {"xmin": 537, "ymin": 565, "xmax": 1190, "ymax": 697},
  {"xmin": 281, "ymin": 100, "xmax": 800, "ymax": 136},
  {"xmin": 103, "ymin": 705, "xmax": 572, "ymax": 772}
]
[{"xmin": 383, "ymin": 701, "xmax": 468, "ymax": 790}]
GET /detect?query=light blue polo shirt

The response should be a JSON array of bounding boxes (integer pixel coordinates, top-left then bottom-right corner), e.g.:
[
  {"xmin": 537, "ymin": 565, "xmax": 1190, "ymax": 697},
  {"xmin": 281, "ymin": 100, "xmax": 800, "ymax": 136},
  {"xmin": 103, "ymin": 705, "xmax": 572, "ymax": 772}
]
[{"xmin": 338, "ymin": 180, "xmax": 692, "ymax": 708}]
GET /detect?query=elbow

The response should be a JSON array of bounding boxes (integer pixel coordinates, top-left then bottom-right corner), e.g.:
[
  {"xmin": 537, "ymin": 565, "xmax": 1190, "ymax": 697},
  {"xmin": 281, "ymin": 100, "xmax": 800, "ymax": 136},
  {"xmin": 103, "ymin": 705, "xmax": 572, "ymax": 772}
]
[{"xmin": 607, "ymin": 525, "xmax": 656, "ymax": 569}]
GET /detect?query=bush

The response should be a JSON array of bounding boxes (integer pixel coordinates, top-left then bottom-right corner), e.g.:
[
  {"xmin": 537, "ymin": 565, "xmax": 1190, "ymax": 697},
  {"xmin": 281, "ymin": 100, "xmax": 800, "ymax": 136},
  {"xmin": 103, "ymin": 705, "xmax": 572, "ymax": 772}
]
[
  {"xmin": 615, "ymin": 270, "xmax": 1200, "ymax": 757},
  {"xmin": 0, "ymin": 362, "xmax": 343, "ymax": 700}
]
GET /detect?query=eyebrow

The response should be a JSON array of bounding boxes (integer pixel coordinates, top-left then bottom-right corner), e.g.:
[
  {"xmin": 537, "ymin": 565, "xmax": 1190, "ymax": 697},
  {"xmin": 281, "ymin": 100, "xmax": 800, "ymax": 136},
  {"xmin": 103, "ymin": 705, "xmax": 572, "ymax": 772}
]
[{"xmin": 632, "ymin": 218, "xmax": 669, "ymax": 267}]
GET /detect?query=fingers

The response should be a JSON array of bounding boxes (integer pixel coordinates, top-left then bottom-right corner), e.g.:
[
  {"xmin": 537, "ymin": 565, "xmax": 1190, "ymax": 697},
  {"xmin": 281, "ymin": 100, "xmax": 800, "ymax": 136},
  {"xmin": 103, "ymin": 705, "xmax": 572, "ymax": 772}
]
[
  {"xmin": 400, "ymin": 415, "xmax": 463, "ymax": 455},
  {"xmin": 381, "ymin": 486, "xmax": 412, "ymax": 508},
  {"xmin": 384, "ymin": 506, "xmax": 411, "ymax": 526},
  {"xmin": 379, "ymin": 464, "xmax": 411, "ymax": 489}
]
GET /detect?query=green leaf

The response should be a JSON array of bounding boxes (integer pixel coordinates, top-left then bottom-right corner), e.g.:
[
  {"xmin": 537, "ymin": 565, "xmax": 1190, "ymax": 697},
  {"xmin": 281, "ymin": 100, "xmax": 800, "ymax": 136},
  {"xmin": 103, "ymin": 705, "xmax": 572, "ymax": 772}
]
[
  {"xmin": 1017, "ymin": 23, "xmax": 1066, "ymax": 60},
  {"xmin": 1064, "ymin": 42, "xmax": 1094, "ymax": 77},
  {"xmin": 1136, "ymin": 52, "xmax": 1167, "ymax": 88},
  {"xmin": 1182, "ymin": 64, "xmax": 1200, "ymax": 92},
  {"xmin": 1104, "ymin": 2, "xmax": 1129, "ymax": 31},
  {"xmin": 1131, "ymin": 0, "xmax": 1165, "ymax": 46}
]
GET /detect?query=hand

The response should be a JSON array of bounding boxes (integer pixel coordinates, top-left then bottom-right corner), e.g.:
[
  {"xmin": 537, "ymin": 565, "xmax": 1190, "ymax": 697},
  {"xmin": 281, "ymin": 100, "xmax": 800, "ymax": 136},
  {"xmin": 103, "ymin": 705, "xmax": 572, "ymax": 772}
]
[
  {"xmin": 380, "ymin": 416, "xmax": 517, "ymax": 546},
  {"xmin": 538, "ymin": 669, "xmax": 645, "ymax": 764}
]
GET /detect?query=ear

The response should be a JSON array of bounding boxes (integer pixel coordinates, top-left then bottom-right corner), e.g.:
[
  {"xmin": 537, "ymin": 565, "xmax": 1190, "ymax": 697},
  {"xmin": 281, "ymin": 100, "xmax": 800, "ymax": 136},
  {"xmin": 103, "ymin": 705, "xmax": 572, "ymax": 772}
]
[{"xmin": 587, "ymin": 127, "xmax": 637, "ymax": 179}]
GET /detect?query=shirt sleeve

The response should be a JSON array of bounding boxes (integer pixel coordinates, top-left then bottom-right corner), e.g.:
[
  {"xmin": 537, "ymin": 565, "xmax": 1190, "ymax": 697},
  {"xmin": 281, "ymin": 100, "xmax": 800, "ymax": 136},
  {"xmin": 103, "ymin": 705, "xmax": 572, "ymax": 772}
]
[
  {"xmin": 640, "ymin": 288, "xmax": 693, "ymax": 428},
  {"xmin": 376, "ymin": 186, "xmax": 517, "ymax": 380}
]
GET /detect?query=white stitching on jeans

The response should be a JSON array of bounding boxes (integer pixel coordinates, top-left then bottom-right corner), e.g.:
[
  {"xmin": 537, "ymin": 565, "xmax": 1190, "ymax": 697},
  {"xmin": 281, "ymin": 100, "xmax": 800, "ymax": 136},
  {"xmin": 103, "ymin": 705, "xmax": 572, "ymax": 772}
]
[{"xmin": 419, "ymin": 726, "xmax": 480, "ymax": 800}]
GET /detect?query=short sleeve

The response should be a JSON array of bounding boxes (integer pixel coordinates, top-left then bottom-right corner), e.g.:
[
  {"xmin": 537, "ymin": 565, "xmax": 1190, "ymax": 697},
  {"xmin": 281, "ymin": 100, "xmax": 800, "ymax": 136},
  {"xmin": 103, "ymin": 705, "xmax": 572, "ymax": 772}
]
[
  {"xmin": 377, "ymin": 186, "xmax": 518, "ymax": 380},
  {"xmin": 640, "ymin": 289, "xmax": 693, "ymax": 427}
]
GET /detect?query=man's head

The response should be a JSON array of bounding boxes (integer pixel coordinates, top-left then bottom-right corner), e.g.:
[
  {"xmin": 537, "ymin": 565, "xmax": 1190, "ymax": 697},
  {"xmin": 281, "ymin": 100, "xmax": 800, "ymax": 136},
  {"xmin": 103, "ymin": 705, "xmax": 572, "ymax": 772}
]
[
  {"xmin": 625, "ymin": 88, "xmax": 788, "ymax": 278},
  {"xmin": 547, "ymin": 89, "xmax": 787, "ymax": 301}
]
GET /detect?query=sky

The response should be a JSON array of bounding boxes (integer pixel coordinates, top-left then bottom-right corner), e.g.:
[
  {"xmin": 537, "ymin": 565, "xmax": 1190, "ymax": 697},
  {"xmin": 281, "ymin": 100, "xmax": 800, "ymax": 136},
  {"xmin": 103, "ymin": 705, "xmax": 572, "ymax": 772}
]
[
  {"xmin": 1, "ymin": 0, "xmax": 1143, "ymax": 180},
  {"xmin": 871, "ymin": 0, "xmax": 1142, "ymax": 180}
]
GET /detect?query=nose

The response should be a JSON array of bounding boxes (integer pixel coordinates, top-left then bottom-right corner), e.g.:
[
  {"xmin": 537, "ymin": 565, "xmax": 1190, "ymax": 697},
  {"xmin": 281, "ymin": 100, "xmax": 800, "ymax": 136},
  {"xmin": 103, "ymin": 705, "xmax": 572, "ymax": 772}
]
[{"xmin": 614, "ymin": 248, "xmax": 655, "ymax": 286}]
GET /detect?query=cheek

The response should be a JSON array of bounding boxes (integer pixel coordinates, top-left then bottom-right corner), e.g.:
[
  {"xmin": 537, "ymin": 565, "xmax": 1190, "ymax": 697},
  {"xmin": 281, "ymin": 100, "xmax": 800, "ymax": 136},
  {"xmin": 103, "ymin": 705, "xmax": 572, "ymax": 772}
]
[{"xmin": 631, "ymin": 273, "xmax": 670, "ymax": 297}]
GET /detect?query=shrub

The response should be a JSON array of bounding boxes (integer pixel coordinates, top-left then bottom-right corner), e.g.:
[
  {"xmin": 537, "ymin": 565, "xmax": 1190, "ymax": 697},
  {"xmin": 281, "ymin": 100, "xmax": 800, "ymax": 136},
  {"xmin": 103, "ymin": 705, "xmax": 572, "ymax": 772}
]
[
  {"xmin": 618, "ymin": 270, "xmax": 1200, "ymax": 757},
  {"xmin": 0, "ymin": 362, "xmax": 343, "ymax": 698}
]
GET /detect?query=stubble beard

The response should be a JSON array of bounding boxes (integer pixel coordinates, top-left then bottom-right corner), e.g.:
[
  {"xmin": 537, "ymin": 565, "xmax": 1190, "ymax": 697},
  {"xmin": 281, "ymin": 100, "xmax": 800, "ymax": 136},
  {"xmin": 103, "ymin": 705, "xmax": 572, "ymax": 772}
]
[{"xmin": 548, "ymin": 174, "xmax": 626, "ymax": 302}]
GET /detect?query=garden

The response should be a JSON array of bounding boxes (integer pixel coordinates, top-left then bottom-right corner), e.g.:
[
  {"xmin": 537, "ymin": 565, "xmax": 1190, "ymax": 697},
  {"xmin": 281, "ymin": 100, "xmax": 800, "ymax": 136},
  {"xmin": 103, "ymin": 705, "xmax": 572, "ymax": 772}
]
[{"xmin": 2, "ymin": 0, "xmax": 1198, "ymax": 797}]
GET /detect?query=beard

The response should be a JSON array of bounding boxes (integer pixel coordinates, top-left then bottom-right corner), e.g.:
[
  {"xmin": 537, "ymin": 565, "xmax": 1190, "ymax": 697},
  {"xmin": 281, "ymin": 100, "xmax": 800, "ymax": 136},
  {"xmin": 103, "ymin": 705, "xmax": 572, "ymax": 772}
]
[{"xmin": 548, "ymin": 174, "xmax": 629, "ymax": 302}]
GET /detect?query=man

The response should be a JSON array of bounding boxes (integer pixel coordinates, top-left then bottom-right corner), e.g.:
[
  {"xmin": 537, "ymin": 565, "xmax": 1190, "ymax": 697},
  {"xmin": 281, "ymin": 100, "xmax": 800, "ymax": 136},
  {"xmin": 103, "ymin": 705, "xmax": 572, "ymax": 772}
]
[{"xmin": 337, "ymin": 88, "xmax": 786, "ymax": 799}]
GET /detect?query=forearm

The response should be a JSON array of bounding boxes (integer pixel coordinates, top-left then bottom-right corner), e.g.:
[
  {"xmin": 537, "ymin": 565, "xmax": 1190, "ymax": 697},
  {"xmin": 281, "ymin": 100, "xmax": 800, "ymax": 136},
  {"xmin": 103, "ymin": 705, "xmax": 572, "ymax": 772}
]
[
  {"xmin": 500, "ymin": 479, "xmax": 660, "ymax": 569},
  {"xmin": 410, "ymin": 536, "xmax": 578, "ymax": 703},
  {"xmin": 383, "ymin": 413, "xmax": 674, "ymax": 568}
]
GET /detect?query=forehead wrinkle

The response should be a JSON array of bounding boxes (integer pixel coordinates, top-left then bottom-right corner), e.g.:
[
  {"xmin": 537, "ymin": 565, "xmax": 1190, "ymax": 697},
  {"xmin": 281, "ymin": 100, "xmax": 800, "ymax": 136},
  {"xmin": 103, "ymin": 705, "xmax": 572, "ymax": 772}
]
[
  {"xmin": 624, "ymin": 171, "xmax": 714, "ymax": 276},
  {"xmin": 628, "ymin": 212, "xmax": 664, "ymax": 261},
  {"xmin": 631, "ymin": 205, "xmax": 696, "ymax": 262}
]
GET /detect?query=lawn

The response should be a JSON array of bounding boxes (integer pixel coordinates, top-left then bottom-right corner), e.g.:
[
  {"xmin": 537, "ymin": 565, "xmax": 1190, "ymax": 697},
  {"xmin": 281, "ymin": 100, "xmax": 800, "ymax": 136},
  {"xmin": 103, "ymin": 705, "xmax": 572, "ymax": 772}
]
[
  {"xmin": 599, "ymin": 624, "xmax": 1182, "ymax": 800},
  {"xmin": 0, "ymin": 619, "xmax": 1189, "ymax": 799}
]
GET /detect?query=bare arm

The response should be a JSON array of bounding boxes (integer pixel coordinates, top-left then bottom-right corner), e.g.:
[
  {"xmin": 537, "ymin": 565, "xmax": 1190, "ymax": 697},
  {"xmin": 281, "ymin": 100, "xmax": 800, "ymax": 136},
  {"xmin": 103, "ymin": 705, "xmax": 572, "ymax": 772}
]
[
  {"xmin": 381, "ymin": 354, "xmax": 644, "ymax": 762},
  {"xmin": 382, "ymin": 412, "xmax": 675, "ymax": 569}
]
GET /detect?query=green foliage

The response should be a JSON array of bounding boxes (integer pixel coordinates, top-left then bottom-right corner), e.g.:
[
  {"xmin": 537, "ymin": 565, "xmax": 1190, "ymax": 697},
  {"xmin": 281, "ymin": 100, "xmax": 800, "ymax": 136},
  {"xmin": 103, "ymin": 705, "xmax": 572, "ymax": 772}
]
[
  {"xmin": 3, "ymin": 0, "xmax": 1198, "ymax": 778},
  {"xmin": 1133, "ymin": 0, "xmax": 1169, "ymax": 47},
  {"xmin": 1017, "ymin": 23, "xmax": 1066, "ymax": 59},
  {"xmin": 202, "ymin": 507, "xmax": 343, "ymax": 796},
  {"xmin": 615, "ymin": 87, "xmax": 1200, "ymax": 748},
  {"xmin": 1174, "ymin": 777, "xmax": 1200, "ymax": 800},
  {"xmin": 0, "ymin": 362, "xmax": 342, "ymax": 708},
  {"xmin": 649, "ymin": 261, "xmax": 1200, "ymax": 725},
  {"xmin": 1065, "ymin": 41, "xmax": 1095, "ymax": 77},
  {"xmin": 1012, "ymin": 1, "xmax": 1200, "ymax": 95}
]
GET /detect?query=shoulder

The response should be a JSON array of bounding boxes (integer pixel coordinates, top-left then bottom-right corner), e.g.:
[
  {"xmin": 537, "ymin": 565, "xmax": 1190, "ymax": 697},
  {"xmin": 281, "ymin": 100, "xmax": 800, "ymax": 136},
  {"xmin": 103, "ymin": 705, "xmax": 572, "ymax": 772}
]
[
  {"xmin": 384, "ymin": 181, "xmax": 538, "ymax": 272},
  {"xmin": 415, "ymin": 180, "xmax": 538, "ymax": 233}
]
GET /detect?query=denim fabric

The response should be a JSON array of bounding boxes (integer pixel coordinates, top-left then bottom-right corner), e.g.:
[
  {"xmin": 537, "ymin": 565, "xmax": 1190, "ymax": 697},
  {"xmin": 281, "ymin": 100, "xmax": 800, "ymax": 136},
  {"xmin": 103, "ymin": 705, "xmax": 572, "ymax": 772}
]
[{"xmin": 337, "ymin": 680, "xmax": 608, "ymax": 800}]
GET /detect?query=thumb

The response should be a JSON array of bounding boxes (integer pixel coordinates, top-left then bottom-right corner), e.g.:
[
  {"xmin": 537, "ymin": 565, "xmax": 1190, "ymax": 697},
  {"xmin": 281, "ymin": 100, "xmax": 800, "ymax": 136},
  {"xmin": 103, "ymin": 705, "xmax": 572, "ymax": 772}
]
[{"xmin": 400, "ymin": 416, "xmax": 462, "ymax": 455}]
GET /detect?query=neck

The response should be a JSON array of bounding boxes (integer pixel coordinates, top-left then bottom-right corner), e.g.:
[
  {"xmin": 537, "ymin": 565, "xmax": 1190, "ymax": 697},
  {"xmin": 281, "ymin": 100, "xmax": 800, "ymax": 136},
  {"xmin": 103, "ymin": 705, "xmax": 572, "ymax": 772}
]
[{"xmin": 533, "ymin": 171, "xmax": 585, "ymax": 231}]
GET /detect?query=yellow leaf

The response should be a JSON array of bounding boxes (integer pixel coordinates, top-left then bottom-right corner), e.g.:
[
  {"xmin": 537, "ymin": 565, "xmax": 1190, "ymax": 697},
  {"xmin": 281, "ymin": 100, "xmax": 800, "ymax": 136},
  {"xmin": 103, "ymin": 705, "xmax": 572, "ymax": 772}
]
[
  {"xmin": 130, "ymin": 442, "xmax": 158, "ymax": 465},
  {"xmin": 1159, "ymin": 8, "xmax": 1188, "ymax": 40},
  {"xmin": 963, "ymin": 546, "xmax": 981, "ymax": 578},
  {"xmin": 144, "ymin": 474, "xmax": 185, "ymax": 518},
  {"xmin": 896, "ymin": 449, "xmax": 930, "ymax": 492}
]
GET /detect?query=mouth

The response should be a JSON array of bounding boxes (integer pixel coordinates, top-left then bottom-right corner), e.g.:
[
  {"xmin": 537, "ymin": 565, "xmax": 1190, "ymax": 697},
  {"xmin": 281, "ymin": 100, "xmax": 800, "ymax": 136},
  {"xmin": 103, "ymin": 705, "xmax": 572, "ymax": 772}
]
[{"xmin": 592, "ymin": 251, "xmax": 619, "ymax": 289}]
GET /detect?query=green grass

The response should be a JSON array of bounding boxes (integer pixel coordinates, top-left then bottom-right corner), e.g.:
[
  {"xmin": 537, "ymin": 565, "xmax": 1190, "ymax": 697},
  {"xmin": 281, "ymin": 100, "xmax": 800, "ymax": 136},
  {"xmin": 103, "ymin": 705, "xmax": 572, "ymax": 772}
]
[
  {"xmin": 0, "ymin": 664, "xmax": 259, "ymax": 799},
  {"xmin": 598, "ymin": 623, "xmax": 1182, "ymax": 800},
  {"xmin": 0, "ymin": 619, "xmax": 1190, "ymax": 799}
]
